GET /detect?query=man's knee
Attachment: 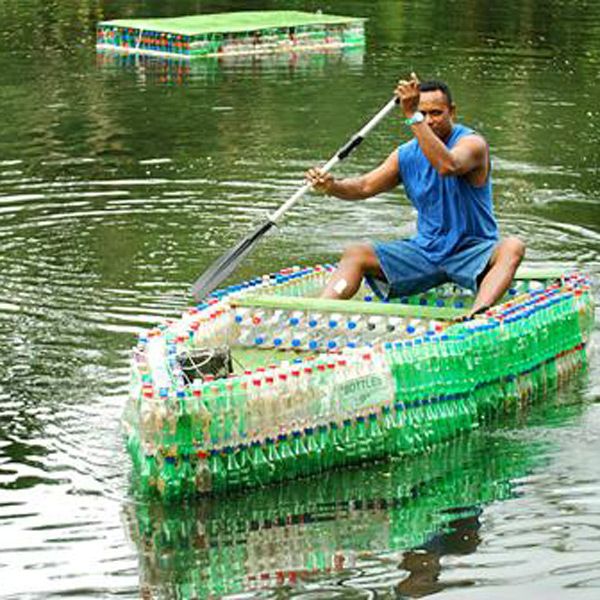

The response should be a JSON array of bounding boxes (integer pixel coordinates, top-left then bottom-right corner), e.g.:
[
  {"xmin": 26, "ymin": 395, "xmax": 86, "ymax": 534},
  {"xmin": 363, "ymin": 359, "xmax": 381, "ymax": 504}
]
[
  {"xmin": 340, "ymin": 243, "xmax": 381, "ymax": 272},
  {"xmin": 502, "ymin": 236, "xmax": 526, "ymax": 266}
]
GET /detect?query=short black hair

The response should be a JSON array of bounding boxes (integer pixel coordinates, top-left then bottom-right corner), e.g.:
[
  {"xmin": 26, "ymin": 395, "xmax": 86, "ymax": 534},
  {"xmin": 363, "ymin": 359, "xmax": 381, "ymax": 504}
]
[{"xmin": 419, "ymin": 80, "xmax": 453, "ymax": 107}]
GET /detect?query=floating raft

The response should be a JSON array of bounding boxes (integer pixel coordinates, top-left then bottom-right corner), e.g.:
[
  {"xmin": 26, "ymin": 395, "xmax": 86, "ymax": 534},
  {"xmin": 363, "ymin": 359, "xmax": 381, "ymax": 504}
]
[
  {"xmin": 124, "ymin": 266, "xmax": 594, "ymax": 500},
  {"xmin": 96, "ymin": 11, "xmax": 366, "ymax": 59}
]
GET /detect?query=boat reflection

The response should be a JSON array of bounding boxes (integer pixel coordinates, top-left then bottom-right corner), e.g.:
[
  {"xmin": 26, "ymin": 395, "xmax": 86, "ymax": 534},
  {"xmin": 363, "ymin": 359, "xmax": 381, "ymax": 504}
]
[
  {"xmin": 96, "ymin": 46, "xmax": 364, "ymax": 85},
  {"xmin": 124, "ymin": 423, "xmax": 551, "ymax": 598}
]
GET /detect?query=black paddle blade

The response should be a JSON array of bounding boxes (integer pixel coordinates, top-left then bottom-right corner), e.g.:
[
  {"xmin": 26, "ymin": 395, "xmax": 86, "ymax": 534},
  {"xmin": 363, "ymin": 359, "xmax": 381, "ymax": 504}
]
[{"xmin": 190, "ymin": 219, "xmax": 276, "ymax": 302}]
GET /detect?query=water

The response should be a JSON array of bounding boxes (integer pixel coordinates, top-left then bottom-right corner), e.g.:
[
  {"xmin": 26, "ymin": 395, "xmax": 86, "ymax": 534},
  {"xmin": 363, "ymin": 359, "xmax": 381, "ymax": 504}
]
[{"xmin": 0, "ymin": 0, "xmax": 599, "ymax": 597}]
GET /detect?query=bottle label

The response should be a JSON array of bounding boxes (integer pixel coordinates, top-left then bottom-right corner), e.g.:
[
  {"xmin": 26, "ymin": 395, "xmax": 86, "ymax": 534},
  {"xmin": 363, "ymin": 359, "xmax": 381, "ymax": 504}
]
[{"xmin": 333, "ymin": 372, "xmax": 394, "ymax": 413}]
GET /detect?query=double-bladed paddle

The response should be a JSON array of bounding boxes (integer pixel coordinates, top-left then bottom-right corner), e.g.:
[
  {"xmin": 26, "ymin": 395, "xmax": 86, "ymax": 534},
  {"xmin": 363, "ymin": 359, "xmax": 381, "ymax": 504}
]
[{"xmin": 190, "ymin": 95, "xmax": 400, "ymax": 302}]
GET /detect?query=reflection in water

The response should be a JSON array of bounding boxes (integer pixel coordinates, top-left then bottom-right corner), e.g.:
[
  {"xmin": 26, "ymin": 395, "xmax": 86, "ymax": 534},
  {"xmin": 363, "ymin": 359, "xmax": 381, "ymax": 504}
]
[
  {"xmin": 95, "ymin": 47, "xmax": 365, "ymax": 86},
  {"xmin": 125, "ymin": 428, "xmax": 548, "ymax": 598},
  {"xmin": 0, "ymin": 0, "xmax": 599, "ymax": 597},
  {"xmin": 396, "ymin": 513, "xmax": 481, "ymax": 597}
]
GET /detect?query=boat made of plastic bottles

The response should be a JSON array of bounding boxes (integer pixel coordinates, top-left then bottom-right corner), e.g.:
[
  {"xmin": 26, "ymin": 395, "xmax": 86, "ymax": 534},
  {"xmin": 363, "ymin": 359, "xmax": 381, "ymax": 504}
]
[{"xmin": 124, "ymin": 265, "xmax": 594, "ymax": 500}]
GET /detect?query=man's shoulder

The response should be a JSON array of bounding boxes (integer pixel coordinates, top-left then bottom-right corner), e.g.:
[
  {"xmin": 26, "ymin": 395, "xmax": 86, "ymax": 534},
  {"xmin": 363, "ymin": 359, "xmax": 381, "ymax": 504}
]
[
  {"xmin": 452, "ymin": 123, "xmax": 487, "ymax": 144},
  {"xmin": 398, "ymin": 137, "xmax": 419, "ymax": 155}
]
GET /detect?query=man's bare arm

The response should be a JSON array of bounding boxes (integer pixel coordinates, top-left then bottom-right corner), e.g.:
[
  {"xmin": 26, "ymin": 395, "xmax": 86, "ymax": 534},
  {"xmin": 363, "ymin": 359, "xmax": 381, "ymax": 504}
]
[
  {"xmin": 396, "ymin": 73, "xmax": 489, "ymax": 182},
  {"xmin": 306, "ymin": 148, "xmax": 400, "ymax": 200},
  {"xmin": 411, "ymin": 126, "xmax": 488, "ymax": 178}
]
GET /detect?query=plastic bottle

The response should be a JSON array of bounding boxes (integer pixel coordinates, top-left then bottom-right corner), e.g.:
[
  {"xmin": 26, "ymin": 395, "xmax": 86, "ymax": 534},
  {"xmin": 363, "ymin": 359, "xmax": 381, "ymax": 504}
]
[
  {"xmin": 236, "ymin": 444, "xmax": 252, "ymax": 488},
  {"xmin": 195, "ymin": 450, "xmax": 212, "ymax": 493},
  {"xmin": 264, "ymin": 436, "xmax": 282, "ymax": 482},
  {"xmin": 277, "ymin": 433, "xmax": 296, "ymax": 480},
  {"xmin": 341, "ymin": 418, "xmax": 358, "ymax": 464},
  {"xmin": 224, "ymin": 446, "xmax": 241, "ymax": 490},
  {"xmin": 140, "ymin": 450, "xmax": 158, "ymax": 491},
  {"xmin": 291, "ymin": 430, "xmax": 310, "ymax": 477},
  {"xmin": 247, "ymin": 378, "xmax": 264, "ymax": 442},
  {"xmin": 250, "ymin": 440, "xmax": 272, "ymax": 486},
  {"xmin": 317, "ymin": 424, "xmax": 334, "ymax": 470},
  {"xmin": 162, "ymin": 455, "xmax": 182, "ymax": 499},
  {"xmin": 328, "ymin": 421, "xmax": 345, "ymax": 467},
  {"xmin": 355, "ymin": 416, "xmax": 371, "ymax": 461}
]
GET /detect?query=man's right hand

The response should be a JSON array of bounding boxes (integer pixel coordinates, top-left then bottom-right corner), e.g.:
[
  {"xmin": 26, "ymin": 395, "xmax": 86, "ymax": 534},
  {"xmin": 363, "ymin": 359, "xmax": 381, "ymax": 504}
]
[
  {"xmin": 395, "ymin": 72, "xmax": 421, "ymax": 118},
  {"xmin": 306, "ymin": 167, "xmax": 335, "ymax": 195}
]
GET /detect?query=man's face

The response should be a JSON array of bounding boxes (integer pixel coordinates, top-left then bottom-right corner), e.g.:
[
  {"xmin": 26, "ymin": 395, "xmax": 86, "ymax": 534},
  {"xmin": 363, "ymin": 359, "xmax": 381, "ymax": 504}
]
[{"xmin": 418, "ymin": 90, "xmax": 455, "ymax": 140}]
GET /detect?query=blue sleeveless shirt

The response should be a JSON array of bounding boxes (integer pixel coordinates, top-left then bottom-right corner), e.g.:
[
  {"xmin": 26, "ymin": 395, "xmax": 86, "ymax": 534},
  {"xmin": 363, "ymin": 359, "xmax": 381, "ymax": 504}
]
[{"xmin": 397, "ymin": 123, "xmax": 498, "ymax": 264}]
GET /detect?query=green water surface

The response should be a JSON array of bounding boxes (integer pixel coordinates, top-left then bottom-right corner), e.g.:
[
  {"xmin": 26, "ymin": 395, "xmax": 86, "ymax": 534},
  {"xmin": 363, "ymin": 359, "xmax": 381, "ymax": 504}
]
[{"xmin": 0, "ymin": 0, "xmax": 598, "ymax": 598}]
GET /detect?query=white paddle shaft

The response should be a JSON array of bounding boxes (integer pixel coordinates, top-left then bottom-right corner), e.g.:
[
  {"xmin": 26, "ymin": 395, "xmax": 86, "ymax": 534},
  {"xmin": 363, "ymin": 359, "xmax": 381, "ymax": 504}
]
[{"xmin": 269, "ymin": 96, "xmax": 399, "ymax": 224}]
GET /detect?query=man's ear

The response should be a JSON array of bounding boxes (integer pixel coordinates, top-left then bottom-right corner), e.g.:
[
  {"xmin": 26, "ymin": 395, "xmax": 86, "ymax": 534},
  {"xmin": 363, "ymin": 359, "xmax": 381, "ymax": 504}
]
[{"xmin": 450, "ymin": 103, "xmax": 457, "ymax": 118}]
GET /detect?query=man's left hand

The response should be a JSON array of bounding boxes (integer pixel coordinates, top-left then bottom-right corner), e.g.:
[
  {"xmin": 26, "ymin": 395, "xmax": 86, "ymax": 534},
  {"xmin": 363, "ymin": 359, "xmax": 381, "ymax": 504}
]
[{"xmin": 395, "ymin": 72, "xmax": 420, "ymax": 118}]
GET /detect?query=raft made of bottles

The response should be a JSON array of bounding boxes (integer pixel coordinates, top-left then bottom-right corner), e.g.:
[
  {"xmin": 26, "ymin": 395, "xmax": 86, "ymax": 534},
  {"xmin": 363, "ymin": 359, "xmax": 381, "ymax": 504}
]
[
  {"xmin": 124, "ymin": 265, "xmax": 594, "ymax": 500},
  {"xmin": 96, "ymin": 11, "xmax": 366, "ymax": 59}
]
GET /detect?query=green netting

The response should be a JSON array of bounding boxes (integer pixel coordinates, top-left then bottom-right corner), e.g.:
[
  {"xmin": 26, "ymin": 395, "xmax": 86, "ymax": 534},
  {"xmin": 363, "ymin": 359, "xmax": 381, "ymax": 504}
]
[{"xmin": 98, "ymin": 11, "xmax": 365, "ymax": 36}]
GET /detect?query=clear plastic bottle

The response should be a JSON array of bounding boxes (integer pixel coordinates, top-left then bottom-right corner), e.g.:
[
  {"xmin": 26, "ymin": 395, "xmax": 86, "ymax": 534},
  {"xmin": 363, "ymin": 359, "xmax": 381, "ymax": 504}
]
[{"xmin": 195, "ymin": 450, "xmax": 212, "ymax": 493}]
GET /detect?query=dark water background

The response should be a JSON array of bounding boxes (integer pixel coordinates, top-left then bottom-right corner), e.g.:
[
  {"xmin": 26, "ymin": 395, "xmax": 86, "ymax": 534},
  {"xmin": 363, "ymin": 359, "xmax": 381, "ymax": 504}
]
[{"xmin": 0, "ymin": 0, "xmax": 599, "ymax": 598}]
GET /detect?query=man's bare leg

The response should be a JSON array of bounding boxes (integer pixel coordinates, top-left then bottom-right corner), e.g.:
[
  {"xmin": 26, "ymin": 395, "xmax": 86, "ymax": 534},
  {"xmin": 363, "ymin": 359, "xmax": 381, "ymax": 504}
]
[
  {"xmin": 321, "ymin": 243, "xmax": 385, "ymax": 300},
  {"xmin": 470, "ymin": 236, "xmax": 525, "ymax": 315}
]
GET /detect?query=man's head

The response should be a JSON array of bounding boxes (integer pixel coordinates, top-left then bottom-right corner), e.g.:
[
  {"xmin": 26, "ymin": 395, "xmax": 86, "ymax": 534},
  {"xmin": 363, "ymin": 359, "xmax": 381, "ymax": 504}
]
[{"xmin": 418, "ymin": 79, "xmax": 456, "ymax": 140}]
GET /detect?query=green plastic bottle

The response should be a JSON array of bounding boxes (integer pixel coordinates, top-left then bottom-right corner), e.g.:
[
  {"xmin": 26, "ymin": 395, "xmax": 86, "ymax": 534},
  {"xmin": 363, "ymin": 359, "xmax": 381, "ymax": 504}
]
[
  {"xmin": 342, "ymin": 419, "xmax": 359, "ymax": 465},
  {"xmin": 355, "ymin": 416, "xmax": 370, "ymax": 461},
  {"xmin": 292, "ymin": 431, "xmax": 310, "ymax": 477},
  {"xmin": 368, "ymin": 412, "xmax": 385, "ymax": 459},
  {"xmin": 236, "ymin": 444, "xmax": 252, "ymax": 488},
  {"xmin": 224, "ymin": 446, "xmax": 241, "ymax": 490},
  {"xmin": 209, "ymin": 449, "xmax": 226, "ymax": 494},
  {"xmin": 304, "ymin": 427, "xmax": 322, "ymax": 475},
  {"xmin": 277, "ymin": 433, "xmax": 297, "ymax": 481},
  {"xmin": 317, "ymin": 424, "xmax": 334, "ymax": 470},
  {"xmin": 250, "ymin": 440, "xmax": 272, "ymax": 486},
  {"xmin": 329, "ymin": 421, "xmax": 345, "ymax": 467},
  {"xmin": 162, "ymin": 456, "xmax": 181, "ymax": 499},
  {"xmin": 264, "ymin": 436, "xmax": 282, "ymax": 482},
  {"xmin": 179, "ymin": 455, "xmax": 194, "ymax": 496}
]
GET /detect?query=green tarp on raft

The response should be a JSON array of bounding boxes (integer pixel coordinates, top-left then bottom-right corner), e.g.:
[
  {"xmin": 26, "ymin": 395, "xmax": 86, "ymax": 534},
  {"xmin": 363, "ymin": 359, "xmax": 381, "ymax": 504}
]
[{"xmin": 98, "ymin": 11, "xmax": 366, "ymax": 36}]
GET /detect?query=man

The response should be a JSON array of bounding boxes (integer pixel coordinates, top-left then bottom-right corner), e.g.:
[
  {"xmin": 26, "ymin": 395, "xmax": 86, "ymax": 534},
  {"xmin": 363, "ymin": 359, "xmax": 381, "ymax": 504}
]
[{"xmin": 306, "ymin": 74, "xmax": 525, "ymax": 316}]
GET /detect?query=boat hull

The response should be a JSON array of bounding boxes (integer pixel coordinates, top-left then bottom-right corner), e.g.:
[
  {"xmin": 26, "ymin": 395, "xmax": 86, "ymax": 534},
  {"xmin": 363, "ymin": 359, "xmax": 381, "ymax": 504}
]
[{"xmin": 124, "ymin": 266, "xmax": 594, "ymax": 500}]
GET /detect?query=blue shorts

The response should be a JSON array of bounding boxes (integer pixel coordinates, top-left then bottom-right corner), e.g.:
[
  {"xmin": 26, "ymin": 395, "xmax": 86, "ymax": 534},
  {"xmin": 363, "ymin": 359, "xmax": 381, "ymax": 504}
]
[{"xmin": 365, "ymin": 238, "xmax": 498, "ymax": 300}]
